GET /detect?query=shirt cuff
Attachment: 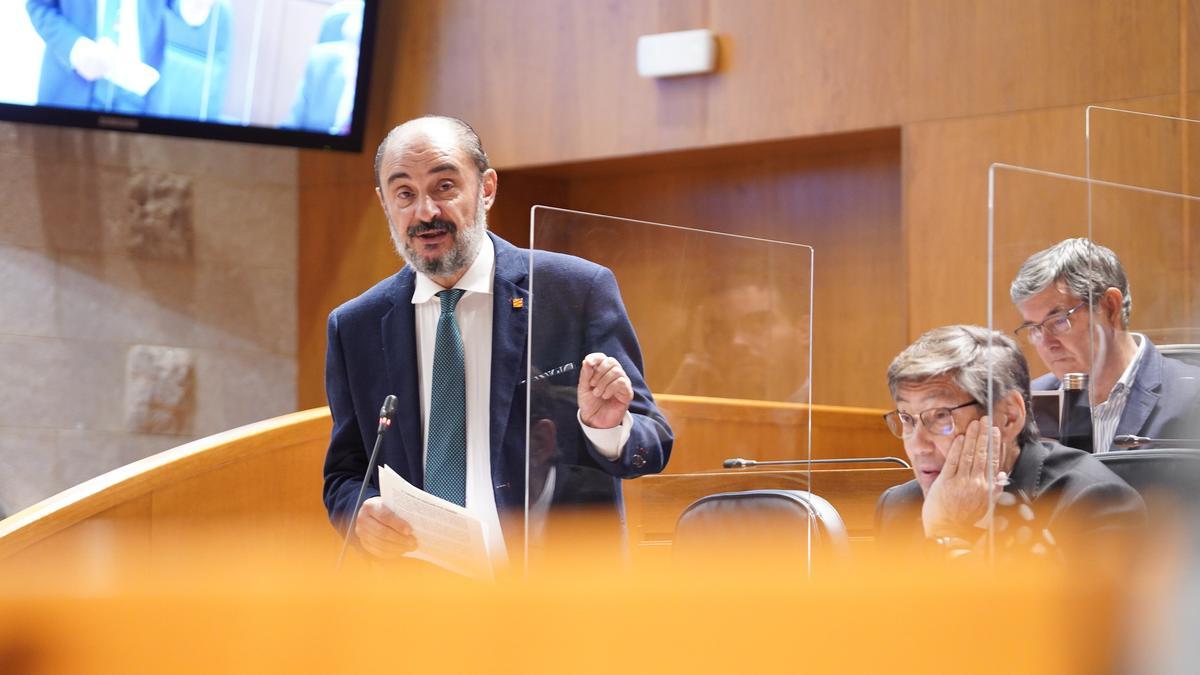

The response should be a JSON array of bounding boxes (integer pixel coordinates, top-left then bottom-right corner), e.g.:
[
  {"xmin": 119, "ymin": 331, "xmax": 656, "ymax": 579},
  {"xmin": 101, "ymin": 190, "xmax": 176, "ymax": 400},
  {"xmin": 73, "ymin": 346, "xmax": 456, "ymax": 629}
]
[{"xmin": 576, "ymin": 410, "xmax": 633, "ymax": 461}]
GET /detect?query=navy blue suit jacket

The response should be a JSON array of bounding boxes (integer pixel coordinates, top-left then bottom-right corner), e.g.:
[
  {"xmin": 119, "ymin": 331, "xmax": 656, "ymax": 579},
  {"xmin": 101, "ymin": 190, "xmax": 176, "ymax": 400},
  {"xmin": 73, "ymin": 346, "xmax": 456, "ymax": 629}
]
[
  {"xmin": 1032, "ymin": 338, "xmax": 1200, "ymax": 448},
  {"xmin": 322, "ymin": 233, "xmax": 673, "ymax": 534},
  {"xmin": 27, "ymin": 0, "xmax": 168, "ymax": 110}
]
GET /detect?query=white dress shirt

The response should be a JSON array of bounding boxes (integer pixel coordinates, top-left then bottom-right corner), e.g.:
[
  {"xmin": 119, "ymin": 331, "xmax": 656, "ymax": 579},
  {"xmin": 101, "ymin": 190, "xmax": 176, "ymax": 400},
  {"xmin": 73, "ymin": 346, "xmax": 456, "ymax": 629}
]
[
  {"xmin": 1090, "ymin": 333, "xmax": 1147, "ymax": 454},
  {"xmin": 411, "ymin": 236, "xmax": 631, "ymax": 563}
]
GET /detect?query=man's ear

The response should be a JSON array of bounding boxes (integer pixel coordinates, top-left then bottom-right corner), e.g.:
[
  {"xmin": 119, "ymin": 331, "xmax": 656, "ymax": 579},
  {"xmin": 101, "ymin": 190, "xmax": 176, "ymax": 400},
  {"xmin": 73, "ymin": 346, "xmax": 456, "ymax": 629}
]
[
  {"xmin": 997, "ymin": 390, "xmax": 1026, "ymax": 445},
  {"xmin": 376, "ymin": 186, "xmax": 386, "ymax": 210},
  {"xmin": 1100, "ymin": 287, "xmax": 1125, "ymax": 326},
  {"xmin": 480, "ymin": 169, "xmax": 498, "ymax": 211}
]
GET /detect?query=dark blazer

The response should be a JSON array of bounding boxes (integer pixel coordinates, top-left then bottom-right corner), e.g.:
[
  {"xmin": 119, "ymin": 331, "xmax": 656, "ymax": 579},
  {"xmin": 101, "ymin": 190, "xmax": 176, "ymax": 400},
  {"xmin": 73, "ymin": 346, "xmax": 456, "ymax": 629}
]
[
  {"xmin": 27, "ymin": 0, "xmax": 168, "ymax": 110},
  {"xmin": 281, "ymin": 42, "xmax": 354, "ymax": 133},
  {"xmin": 322, "ymin": 233, "xmax": 673, "ymax": 534},
  {"xmin": 1032, "ymin": 338, "xmax": 1200, "ymax": 448},
  {"xmin": 875, "ymin": 439, "xmax": 1146, "ymax": 557}
]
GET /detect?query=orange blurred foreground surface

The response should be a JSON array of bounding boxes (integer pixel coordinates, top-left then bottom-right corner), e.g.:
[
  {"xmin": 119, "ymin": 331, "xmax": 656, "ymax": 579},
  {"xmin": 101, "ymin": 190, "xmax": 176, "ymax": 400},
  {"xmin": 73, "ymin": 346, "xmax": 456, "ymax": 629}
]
[{"xmin": 0, "ymin": 514, "xmax": 1142, "ymax": 675}]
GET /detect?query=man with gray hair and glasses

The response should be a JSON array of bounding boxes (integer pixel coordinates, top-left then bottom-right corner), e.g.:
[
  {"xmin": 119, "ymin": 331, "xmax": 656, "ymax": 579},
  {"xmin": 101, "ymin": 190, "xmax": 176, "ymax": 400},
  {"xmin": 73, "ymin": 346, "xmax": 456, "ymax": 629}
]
[
  {"xmin": 875, "ymin": 325, "xmax": 1144, "ymax": 558},
  {"xmin": 1011, "ymin": 238, "xmax": 1200, "ymax": 453}
]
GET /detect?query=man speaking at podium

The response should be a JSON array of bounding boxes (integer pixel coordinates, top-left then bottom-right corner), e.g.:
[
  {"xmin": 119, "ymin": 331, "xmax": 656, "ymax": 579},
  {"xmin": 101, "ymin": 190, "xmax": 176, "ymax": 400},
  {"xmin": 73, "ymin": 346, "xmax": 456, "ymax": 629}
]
[{"xmin": 322, "ymin": 116, "xmax": 672, "ymax": 565}]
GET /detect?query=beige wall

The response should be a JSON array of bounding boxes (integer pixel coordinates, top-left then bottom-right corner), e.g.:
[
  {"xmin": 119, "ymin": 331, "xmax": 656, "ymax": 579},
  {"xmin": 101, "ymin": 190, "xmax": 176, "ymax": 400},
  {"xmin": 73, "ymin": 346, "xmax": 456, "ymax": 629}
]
[{"xmin": 0, "ymin": 123, "xmax": 298, "ymax": 516}]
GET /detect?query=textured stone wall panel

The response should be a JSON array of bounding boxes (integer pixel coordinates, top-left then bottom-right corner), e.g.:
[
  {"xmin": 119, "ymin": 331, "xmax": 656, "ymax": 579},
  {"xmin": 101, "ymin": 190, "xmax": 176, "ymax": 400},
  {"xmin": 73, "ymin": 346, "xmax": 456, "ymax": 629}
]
[
  {"xmin": 124, "ymin": 345, "xmax": 196, "ymax": 434},
  {"xmin": 126, "ymin": 172, "xmax": 194, "ymax": 260}
]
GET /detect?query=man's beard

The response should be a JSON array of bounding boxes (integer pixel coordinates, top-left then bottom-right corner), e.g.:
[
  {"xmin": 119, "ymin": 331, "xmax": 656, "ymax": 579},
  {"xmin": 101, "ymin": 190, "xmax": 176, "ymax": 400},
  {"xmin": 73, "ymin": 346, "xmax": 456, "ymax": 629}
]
[{"xmin": 390, "ymin": 195, "xmax": 487, "ymax": 278}]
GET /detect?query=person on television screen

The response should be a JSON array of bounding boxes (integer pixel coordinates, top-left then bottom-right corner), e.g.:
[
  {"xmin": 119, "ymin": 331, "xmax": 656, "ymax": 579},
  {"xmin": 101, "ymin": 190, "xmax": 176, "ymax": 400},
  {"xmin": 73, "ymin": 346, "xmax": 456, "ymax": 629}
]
[
  {"xmin": 875, "ymin": 325, "xmax": 1145, "ymax": 564},
  {"xmin": 150, "ymin": 0, "xmax": 233, "ymax": 122},
  {"xmin": 27, "ymin": 0, "xmax": 169, "ymax": 113},
  {"xmin": 281, "ymin": 0, "xmax": 363, "ymax": 135},
  {"xmin": 1010, "ymin": 238, "xmax": 1200, "ymax": 453},
  {"xmin": 321, "ymin": 116, "xmax": 673, "ymax": 566}
]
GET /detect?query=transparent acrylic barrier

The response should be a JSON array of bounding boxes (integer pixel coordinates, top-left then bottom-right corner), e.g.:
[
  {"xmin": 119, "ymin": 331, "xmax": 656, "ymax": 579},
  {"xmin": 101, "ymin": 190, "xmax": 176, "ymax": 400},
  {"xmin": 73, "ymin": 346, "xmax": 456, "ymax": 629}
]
[
  {"xmin": 1086, "ymin": 106, "xmax": 1200, "ymax": 345},
  {"xmin": 525, "ymin": 207, "xmax": 814, "ymax": 574},
  {"xmin": 1086, "ymin": 106, "xmax": 1200, "ymax": 198},
  {"xmin": 990, "ymin": 163, "xmax": 1200, "ymax": 562}
]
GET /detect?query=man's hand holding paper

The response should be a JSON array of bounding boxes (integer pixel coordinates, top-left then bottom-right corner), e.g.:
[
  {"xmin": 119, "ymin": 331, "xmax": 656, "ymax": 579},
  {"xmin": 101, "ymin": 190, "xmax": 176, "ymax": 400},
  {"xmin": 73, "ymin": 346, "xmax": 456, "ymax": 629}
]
[{"xmin": 353, "ymin": 496, "xmax": 417, "ymax": 559}]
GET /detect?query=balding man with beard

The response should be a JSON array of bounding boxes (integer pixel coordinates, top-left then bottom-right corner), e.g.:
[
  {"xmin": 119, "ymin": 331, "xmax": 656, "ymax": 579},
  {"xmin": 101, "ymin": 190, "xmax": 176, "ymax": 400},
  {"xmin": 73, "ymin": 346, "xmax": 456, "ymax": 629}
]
[{"xmin": 322, "ymin": 116, "xmax": 672, "ymax": 568}]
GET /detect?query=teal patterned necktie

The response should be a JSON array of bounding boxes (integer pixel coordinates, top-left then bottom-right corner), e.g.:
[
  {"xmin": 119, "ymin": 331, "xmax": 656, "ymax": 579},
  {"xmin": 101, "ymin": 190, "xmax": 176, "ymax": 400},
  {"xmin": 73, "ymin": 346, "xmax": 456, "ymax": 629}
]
[{"xmin": 424, "ymin": 289, "xmax": 467, "ymax": 506}]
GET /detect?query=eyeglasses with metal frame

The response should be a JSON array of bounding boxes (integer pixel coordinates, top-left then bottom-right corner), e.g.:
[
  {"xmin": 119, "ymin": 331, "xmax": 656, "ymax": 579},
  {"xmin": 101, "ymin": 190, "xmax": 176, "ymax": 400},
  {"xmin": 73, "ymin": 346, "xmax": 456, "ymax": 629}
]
[
  {"xmin": 883, "ymin": 400, "xmax": 982, "ymax": 439},
  {"xmin": 1013, "ymin": 301, "xmax": 1088, "ymax": 344}
]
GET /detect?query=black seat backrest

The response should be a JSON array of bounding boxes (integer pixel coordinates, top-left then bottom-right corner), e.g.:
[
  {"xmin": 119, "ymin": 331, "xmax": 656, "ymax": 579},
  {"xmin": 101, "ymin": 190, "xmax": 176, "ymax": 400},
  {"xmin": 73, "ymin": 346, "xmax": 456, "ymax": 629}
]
[
  {"xmin": 1158, "ymin": 344, "xmax": 1200, "ymax": 369},
  {"xmin": 1097, "ymin": 449, "xmax": 1200, "ymax": 508},
  {"xmin": 673, "ymin": 490, "xmax": 850, "ymax": 570}
]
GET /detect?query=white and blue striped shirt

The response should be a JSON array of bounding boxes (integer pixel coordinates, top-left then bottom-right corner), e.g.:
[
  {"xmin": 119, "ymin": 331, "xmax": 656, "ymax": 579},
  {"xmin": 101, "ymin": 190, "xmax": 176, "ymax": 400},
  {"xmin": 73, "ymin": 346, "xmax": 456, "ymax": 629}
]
[{"xmin": 1091, "ymin": 333, "xmax": 1148, "ymax": 454}]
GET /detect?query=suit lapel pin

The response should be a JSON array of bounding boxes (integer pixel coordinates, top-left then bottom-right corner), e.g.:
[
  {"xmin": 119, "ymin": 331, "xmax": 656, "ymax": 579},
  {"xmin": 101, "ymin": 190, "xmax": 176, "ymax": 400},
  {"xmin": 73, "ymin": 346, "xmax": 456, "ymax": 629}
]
[{"xmin": 511, "ymin": 298, "xmax": 524, "ymax": 309}]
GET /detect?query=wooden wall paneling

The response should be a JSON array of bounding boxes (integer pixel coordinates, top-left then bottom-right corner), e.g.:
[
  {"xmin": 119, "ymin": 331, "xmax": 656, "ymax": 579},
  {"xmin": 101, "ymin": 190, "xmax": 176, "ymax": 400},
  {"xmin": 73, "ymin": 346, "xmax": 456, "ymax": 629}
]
[
  {"xmin": 384, "ymin": 0, "xmax": 910, "ymax": 168},
  {"xmin": 1188, "ymin": 92, "xmax": 1200, "ymax": 334},
  {"xmin": 486, "ymin": 172, "xmax": 571, "ymax": 249},
  {"xmin": 1085, "ymin": 106, "xmax": 1186, "ymax": 193},
  {"xmin": 384, "ymin": 1, "xmax": 461, "ymax": 124},
  {"xmin": 1191, "ymin": 0, "xmax": 1200, "ymax": 98},
  {"xmin": 297, "ymin": 182, "xmax": 396, "ymax": 408},
  {"xmin": 1081, "ymin": 103, "xmax": 1193, "ymax": 342},
  {"xmin": 387, "ymin": 0, "xmax": 674, "ymax": 168},
  {"xmin": 900, "ymin": 96, "xmax": 1182, "ymax": 347},
  {"xmin": 560, "ymin": 141, "xmax": 903, "ymax": 408},
  {"xmin": 1089, "ymin": 185, "xmax": 1195, "ymax": 344},
  {"xmin": 1077, "ymin": 106, "xmax": 1192, "ymax": 342},
  {"xmin": 907, "ymin": 0, "xmax": 1180, "ymax": 123},
  {"xmin": 704, "ymin": 0, "xmax": 907, "ymax": 143}
]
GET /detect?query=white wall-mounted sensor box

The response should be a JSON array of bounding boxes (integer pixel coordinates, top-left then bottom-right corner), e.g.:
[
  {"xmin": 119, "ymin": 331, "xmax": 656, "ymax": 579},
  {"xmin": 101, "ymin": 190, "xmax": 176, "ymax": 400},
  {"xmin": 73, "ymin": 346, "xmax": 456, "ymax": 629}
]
[{"xmin": 636, "ymin": 29, "xmax": 717, "ymax": 78}]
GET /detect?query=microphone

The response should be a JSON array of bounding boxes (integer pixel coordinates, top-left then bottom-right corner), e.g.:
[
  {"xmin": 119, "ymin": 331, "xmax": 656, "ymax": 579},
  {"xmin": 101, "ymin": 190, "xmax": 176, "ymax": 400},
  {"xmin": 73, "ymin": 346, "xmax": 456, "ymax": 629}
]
[
  {"xmin": 336, "ymin": 394, "xmax": 398, "ymax": 569},
  {"xmin": 722, "ymin": 456, "xmax": 912, "ymax": 469},
  {"xmin": 1112, "ymin": 434, "xmax": 1200, "ymax": 450}
]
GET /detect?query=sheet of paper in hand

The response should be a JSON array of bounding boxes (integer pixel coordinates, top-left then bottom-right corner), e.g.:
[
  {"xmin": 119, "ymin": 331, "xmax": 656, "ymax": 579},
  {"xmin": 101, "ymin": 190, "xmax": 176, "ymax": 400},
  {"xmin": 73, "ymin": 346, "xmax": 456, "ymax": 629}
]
[{"xmin": 378, "ymin": 465, "xmax": 493, "ymax": 581}]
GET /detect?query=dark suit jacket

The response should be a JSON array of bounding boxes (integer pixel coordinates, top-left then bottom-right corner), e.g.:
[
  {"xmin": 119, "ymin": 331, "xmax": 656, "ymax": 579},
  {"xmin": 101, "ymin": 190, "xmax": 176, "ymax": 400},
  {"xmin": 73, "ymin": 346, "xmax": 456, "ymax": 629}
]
[
  {"xmin": 322, "ymin": 233, "xmax": 673, "ymax": 536},
  {"xmin": 281, "ymin": 42, "xmax": 355, "ymax": 133},
  {"xmin": 27, "ymin": 0, "xmax": 168, "ymax": 110},
  {"xmin": 875, "ymin": 439, "xmax": 1145, "ymax": 558},
  {"xmin": 1032, "ymin": 337, "xmax": 1200, "ymax": 449}
]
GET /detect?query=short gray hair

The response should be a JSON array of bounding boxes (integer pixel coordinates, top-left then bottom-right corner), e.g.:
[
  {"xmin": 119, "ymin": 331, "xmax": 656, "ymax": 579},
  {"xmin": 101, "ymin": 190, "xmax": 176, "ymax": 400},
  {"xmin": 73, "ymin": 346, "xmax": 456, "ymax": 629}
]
[
  {"xmin": 1009, "ymin": 238, "xmax": 1131, "ymax": 327},
  {"xmin": 887, "ymin": 325, "xmax": 1039, "ymax": 446},
  {"xmin": 374, "ymin": 115, "xmax": 491, "ymax": 190}
]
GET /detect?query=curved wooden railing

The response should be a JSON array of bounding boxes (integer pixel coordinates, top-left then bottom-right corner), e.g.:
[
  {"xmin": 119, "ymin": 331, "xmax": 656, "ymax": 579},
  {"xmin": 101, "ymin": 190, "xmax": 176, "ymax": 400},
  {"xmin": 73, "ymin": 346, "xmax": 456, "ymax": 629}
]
[
  {"xmin": 654, "ymin": 393, "xmax": 901, "ymax": 473},
  {"xmin": 0, "ymin": 398, "xmax": 900, "ymax": 564},
  {"xmin": 0, "ymin": 408, "xmax": 335, "ymax": 561}
]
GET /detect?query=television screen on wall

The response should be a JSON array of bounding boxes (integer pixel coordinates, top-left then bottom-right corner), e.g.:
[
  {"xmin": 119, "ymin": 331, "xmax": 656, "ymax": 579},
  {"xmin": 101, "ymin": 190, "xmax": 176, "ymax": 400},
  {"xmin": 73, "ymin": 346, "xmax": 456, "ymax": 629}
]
[{"xmin": 0, "ymin": 0, "xmax": 378, "ymax": 152}]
